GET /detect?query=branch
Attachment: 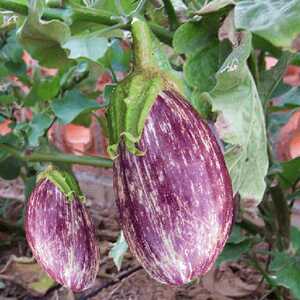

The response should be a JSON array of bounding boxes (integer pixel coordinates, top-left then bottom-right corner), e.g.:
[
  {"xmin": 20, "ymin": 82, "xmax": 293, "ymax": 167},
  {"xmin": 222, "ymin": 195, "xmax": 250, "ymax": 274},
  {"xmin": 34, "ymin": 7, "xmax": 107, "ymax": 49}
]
[
  {"xmin": 79, "ymin": 266, "xmax": 142, "ymax": 300},
  {"xmin": 269, "ymin": 183, "xmax": 290, "ymax": 251},
  {"xmin": 0, "ymin": 144, "xmax": 113, "ymax": 168},
  {"xmin": 0, "ymin": 0, "xmax": 173, "ymax": 45}
]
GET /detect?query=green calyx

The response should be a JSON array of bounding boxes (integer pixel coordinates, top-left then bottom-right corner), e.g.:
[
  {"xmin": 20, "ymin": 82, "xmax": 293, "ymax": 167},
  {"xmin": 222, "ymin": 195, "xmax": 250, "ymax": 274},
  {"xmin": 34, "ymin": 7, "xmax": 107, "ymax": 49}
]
[
  {"xmin": 106, "ymin": 18, "xmax": 182, "ymax": 159},
  {"xmin": 37, "ymin": 166, "xmax": 85, "ymax": 203}
]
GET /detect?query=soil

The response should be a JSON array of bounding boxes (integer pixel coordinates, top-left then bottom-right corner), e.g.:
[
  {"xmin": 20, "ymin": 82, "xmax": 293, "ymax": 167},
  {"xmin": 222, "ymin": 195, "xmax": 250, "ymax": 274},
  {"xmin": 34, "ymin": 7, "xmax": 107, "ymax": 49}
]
[{"xmin": 0, "ymin": 166, "xmax": 273, "ymax": 300}]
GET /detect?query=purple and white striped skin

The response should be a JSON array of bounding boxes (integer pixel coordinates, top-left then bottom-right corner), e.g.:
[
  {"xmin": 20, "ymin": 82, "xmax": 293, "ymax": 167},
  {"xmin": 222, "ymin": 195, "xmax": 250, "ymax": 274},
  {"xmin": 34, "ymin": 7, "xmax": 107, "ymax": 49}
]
[
  {"xmin": 114, "ymin": 90, "xmax": 234, "ymax": 285},
  {"xmin": 25, "ymin": 179, "xmax": 100, "ymax": 292}
]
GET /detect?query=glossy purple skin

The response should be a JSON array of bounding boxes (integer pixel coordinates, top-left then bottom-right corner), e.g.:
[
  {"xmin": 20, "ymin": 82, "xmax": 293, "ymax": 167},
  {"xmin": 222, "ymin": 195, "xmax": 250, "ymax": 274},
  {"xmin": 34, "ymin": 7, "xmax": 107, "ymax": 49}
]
[
  {"xmin": 114, "ymin": 90, "xmax": 234, "ymax": 285},
  {"xmin": 25, "ymin": 179, "xmax": 100, "ymax": 292}
]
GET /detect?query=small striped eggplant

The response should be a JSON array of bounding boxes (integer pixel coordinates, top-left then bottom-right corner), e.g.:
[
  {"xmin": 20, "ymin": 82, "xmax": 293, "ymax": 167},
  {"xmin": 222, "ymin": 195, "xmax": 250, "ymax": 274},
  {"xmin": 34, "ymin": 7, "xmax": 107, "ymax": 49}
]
[
  {"xmin": 114, "ymin": 90, "xmax": 234, "ymax": 285},
  {"xmin": 25, "ymin": 169, "xmax": 100, "ymax": 292}
]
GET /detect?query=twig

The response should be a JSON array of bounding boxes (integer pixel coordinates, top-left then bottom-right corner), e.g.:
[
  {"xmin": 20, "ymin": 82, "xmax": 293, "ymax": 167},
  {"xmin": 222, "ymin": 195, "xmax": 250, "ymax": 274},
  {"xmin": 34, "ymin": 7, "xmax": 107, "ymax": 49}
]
[
  {"xmin": 0, "ymin": 144, "xmax": 113, "ymax": 168},
  {"xmin": 79, "ymin": 266, "xmax": 142, "ymax": 300},
  {"xmin": 269, "ymin": 183, "xmax": 290, "ymax": 250}
]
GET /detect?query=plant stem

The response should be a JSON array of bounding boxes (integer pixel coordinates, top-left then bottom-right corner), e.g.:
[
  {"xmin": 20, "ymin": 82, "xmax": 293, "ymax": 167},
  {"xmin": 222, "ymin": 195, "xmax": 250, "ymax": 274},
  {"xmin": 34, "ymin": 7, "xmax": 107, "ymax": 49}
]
[
  {"xmin": 239, "ymin": 218, "xmax": 264, "ymax": 236},
  {"xmin": 162, "ymin": 0, "xmax": 179, "ymax": 31},
  {"xmin": 249, "ymin": 254, "xmax": 283, "ymax": 300},
  {"xmin": 269, "ymin": 184, "xmax": 290, "ymax": 251},
  {"xmin": 0, "ymin": 144, "xmax": 113, "ymax": 168},
  {"xmin": 0, "ymin": 0, "xmax": 173, "ymax": 45},
  {"xmin": 131, "ymin": 18, "xmax": 155, "ymax": 70}
]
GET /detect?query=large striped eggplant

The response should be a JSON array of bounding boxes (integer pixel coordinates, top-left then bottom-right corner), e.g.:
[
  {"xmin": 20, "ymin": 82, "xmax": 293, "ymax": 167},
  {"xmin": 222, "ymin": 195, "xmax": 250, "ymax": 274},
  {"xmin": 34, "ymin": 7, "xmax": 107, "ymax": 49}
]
[
  {"xmin": 113, "ymin": 90, "xmax": 234, "ymax": 285},
  {"xmin": 25, "ymin": 169, "xmax": 100, "ymax": 292}
]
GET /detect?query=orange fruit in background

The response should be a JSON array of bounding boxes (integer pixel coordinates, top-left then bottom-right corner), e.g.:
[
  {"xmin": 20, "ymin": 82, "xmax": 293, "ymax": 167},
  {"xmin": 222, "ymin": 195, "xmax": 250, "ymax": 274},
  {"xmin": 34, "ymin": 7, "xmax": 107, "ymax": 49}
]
[
  {"xmin": 62, "ymin": 124, "xmax": 93, "ymax": 155},
  {"xmin": 289, "ymin": 131, "xmax": 300, "ymax": 159},
  {"xmin": 277, "ymin": 111, "xmax": 300, "ymax": 160},
  {"xmin": 0, "ymin": 119, "xmax": 12, "ymax": 135}
]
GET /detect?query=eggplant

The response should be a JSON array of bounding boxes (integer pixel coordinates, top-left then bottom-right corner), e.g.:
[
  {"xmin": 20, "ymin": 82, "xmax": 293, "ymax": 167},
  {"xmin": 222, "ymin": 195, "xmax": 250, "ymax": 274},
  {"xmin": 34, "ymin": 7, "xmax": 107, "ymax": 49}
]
[
  {"xmin": 25, "ymin": 171, "xmax": 100, "ymax": 292},
  {"xmin": 114, "ymin": 90, "xmax": 234, "ymax": 285}
]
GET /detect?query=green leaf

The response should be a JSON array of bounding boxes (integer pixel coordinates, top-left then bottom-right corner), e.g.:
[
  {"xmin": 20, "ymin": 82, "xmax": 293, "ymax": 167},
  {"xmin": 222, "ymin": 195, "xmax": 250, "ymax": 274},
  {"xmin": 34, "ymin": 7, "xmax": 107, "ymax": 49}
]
[
  {"xmin": 258, "ymin": 52, "xmax": 295, "ymax": 103},
  {"xmin": 189, "ymin": 90, "xmax": 213, "ymax": 119},
  {"xmin": 104, "ymin": 39, "xmax": 132, "ymax": 72},
  {"xmin": 51, "ymin": 90, "xmax": 100, "ymax": 124},
  {"xmin": 276, "ymin": 87, "xmax": 300, "ymax": 109},
  {"xmin": 228, "ymin": 225, "xmax": 248, "ymax": 244},
  {"xmin": 209, "ymin": 32, "xmax": 268, "ymax": 205},
  {"xmin": 28, "ymin": 113, "xmax": 53, "ymax": 147},
  {"xmin": 184, "ymin": 41, "xmax": 230, "ymax": 93},
  {"xmin": 63, "ymin": 34, "xmax": 108, "ymax": 62},
  {"xmin": 270, "ymin": 251, "xmax": 300, "ymax": 299},
  {"xmin": 109, "ymin": 231, "xmax": 128, "ymax": 271},
  {"xmin": 92, "ymin": 0, "xmax": 138, "ymax": 15},
  {"xmin": 184, "ymin": 41, "xmax": 219, "ymax": 91},
  {"xmin": 291, "ymin": 226, "xmax": 300, "ymax": 251},
  {"xmin": 0, "ymin": 95, "xmax": 16, "ymax": 105},
  {"xmin": 173, "ymin": 20, "xmax": 218, "ymax": 56},
  {"xmin": 60, "ymin": 62, "xmax": 89, "ymax": 92},
  {"xmin": 0, "ymin": 30, "xmax": 27, "ymax": 79},
  {"xmin": 235, "ymin": 0, "xmax": 300, "ymax": 50},
  {"xmin": 0, "ymin": 156, "xmax": 21, "ymax": 180},
  {"xmin": 0, "ymin": 148, "xmax": 9, "ymax": 163},
  {"xmin": 24, "ymin": 76, "xmax": 60, "ymax": 107},
  {"xmin": 18, "ymin": 0, "xmax": 71, "ymax": 68},
  {"xmin": 0, "ymin": 30, "xmax": 24, "ymax": 64},
  {"xmin": 216, "ymin": 239, "xmax": 252, "ymax": 267},
  {"xmin": 280, "ymin": 157, "xmax": 300, "ymax": 188}
]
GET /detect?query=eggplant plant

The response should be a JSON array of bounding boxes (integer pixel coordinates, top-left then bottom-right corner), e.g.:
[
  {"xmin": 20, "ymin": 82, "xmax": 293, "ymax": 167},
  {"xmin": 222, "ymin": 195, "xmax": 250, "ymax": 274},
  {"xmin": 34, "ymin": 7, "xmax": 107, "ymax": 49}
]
[{"xmin": 0, "ymin": 0, "xmax": 300, "ymax": 299}]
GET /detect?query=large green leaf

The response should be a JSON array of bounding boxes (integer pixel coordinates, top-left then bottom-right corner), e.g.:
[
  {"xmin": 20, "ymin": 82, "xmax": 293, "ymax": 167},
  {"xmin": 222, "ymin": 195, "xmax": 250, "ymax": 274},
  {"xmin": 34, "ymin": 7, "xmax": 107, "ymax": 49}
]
[
  {"xmin": 184, "ymin": 40, "xmax": 230, "ymax": 93},
  {"xmin": 18, "ymin": 0, "xmax": 71, "ymax": 67},
  {"xmin": 184, "ymin": 41, "xmax": 219, "ymax": 92},
  {"xmin": 235, "ymin": 0, "xmax": 300, "ymax": 50},
  {"xmin": 173, "ymin": 20, "xmax": 219, "ymax": 56},
  {"xmin": 51, "ymin": 90, "xmax": 101, "ymax": 124},
  {"xmin": 209, "ymin": 32, "xmax": 268, "ymax": 205},
  {"xmin": 63, "ymin": 34, "xmax": 108, "ymax": 62}
]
